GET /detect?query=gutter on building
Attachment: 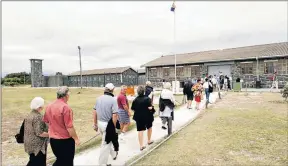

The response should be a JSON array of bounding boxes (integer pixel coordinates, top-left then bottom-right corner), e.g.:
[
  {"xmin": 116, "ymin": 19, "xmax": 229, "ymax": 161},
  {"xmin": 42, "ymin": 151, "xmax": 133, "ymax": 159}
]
[{"xmin": 142, "ymin": 54, "xmax": 288, "ymax": 68}]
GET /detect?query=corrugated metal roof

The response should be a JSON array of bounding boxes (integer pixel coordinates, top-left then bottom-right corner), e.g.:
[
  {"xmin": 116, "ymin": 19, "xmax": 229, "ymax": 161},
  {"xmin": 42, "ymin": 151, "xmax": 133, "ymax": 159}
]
[
  {"xmin": 142, "ymin": 42, "xmax": 288, "ymax": 67},
  {"xmin": 68, "ymin": 66, "xmax": 132, "ymax": 76}
]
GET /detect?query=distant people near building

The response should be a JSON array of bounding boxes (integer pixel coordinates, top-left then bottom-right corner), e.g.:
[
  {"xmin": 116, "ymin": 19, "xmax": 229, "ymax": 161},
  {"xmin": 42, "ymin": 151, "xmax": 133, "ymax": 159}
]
[
  {"xmin": 183, "ymin": 79, "xmax": 194, "ymax": 109},
  {"xmin": 93, "ymin": 83, "xmax": 119, "ymax": 166},
  {"xmin": 219, "ymin": 74, "xmax": 225, "ymax": 90},
  {"xmin": 117, "ymin": 85, "xmax": 131, "ymax": 140},
  {"xmin": 24, "ymin": 97, "xmax": 49, "ymax": 166},
  {"xmin": 145, "ymin": 81, "xmax": 154, "ymax": 103},
  {"xmin": 162, "ymin": 79, "xmax": 166, "ymax": 88},
  {"xmin": 212, "ymin": 75, "xmax": 217, "ymax": 90},
  {"xmin": 159, "ymin": 82, "xmax": 175, "ymax": 130},
  {"xmin": 131, "ymin": 86, "xmax": 155, "ymax": 151},
  {"xmin": 192, "ymin": 79, "xmax": 203, "ymax": 111},
  {"xmin": 203, "ymin": 78, "xmax": 213, "ymax": 105},
  {"xmin": 43, "ymin": 86, "xmax": 80, "ymax": 166},
  {"xmin": 227, "ymin": 76, "xmax": 231, "ymax": 90},
  {"xmin": 270, "ymin": 71, "xmax": 279, "ymax": 91}
]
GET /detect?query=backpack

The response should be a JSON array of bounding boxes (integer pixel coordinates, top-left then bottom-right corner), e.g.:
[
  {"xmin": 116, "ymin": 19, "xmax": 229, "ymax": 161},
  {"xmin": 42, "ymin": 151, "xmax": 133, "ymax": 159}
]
[{"xmin": 15, "ymin": 120, "xmax": 25, "ymax": 144}]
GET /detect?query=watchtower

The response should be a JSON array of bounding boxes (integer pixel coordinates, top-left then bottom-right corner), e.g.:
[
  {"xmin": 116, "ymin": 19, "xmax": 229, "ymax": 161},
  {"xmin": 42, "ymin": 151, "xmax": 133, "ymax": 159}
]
[{"xmin": 30, "ymin": 59, "xmax": 43, "ymax": 87}]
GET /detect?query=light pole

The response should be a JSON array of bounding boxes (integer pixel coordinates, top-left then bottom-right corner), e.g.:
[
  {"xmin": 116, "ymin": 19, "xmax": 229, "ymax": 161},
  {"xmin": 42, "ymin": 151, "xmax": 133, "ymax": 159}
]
[
  {"xmin": 78, "ymin": 46, "xmax": 83, "ymax": 89},
  {"xmin": 171, "ymin": 1, "xmax": 177, "ymax": 94}
]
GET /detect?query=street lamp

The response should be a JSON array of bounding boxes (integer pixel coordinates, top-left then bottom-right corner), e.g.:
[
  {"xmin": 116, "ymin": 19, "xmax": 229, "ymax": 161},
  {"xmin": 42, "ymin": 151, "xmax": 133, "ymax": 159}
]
[{"xmin": 78, "ymin": 46, "xmax": 83, "ymax": 89}]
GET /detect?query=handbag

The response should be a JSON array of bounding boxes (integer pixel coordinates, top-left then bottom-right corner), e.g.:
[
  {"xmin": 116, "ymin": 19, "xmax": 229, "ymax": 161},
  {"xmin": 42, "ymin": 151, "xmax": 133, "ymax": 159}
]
[{"xmin": 15, "ymin": 120, "xmax": 25, "ymax": 144}]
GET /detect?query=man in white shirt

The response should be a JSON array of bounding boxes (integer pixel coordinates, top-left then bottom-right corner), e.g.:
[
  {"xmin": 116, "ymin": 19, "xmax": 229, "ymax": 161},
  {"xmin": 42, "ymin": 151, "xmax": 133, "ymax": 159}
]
[
  {"xmin": 211, "ymin": 75, "xmax": 217, "ymax": 90},
  {"xmin": 203, "ymin": 78, "xmax": 213, "ymax": 108}
]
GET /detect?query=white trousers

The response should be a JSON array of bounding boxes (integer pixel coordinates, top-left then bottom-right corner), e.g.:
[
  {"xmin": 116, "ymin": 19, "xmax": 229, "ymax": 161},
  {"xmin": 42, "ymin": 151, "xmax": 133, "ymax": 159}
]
[
  {"xmin": 98, "ymin": 121, "xmax": 117, "ymax": 166},
  {"xmin": 271, "ymin": 81, "xmax": 279, "ymax": 90}
]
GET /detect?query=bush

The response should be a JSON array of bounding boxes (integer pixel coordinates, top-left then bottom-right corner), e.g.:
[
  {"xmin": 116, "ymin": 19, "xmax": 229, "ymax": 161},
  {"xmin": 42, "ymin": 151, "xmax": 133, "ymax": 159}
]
[
  {"xmin": 280, "ymin": 83, "xmax": 288, "ymax": 101},
  {"xmin": 3, "ymin": 77, "xmax": 21, "ymax": 87}
]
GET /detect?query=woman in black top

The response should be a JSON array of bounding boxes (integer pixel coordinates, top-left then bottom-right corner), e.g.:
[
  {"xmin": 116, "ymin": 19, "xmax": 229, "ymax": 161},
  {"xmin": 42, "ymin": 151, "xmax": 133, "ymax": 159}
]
[{"xmin": 131, "ymin": 86, "xmax": 155, "ymax": 151}]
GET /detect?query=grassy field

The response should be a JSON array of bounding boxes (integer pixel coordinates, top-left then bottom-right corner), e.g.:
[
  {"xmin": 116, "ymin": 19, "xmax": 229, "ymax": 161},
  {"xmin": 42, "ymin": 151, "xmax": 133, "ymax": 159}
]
[
  {"xmin": 135, "ymin": 92, "xmax": 288, "ymax": 166},
  {"xmin": 1, "ymin": 87, "xmax": 184, "ymax": 166}
]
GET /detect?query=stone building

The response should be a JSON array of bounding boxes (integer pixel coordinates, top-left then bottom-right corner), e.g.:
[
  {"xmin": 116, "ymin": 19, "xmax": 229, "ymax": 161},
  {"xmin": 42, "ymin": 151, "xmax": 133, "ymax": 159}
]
[
  {"xmin": 68, "ymin": 66, "xmax": 138, "ymax": 87},
  {"xmin": 30, "ymin": 59, "xmax": 43, "ymax": 87},
  {"xmin": 142, "ymin": 42, "xmax": 288, "ymax": 88},
  {"xmin": 137, "ymin": 69, "xmax": 146, "ymax": 85}
]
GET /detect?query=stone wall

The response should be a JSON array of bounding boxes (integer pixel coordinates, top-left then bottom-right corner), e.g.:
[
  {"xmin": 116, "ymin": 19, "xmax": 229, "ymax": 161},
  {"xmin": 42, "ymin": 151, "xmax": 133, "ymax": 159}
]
[
  {"xmin": 30, "ymin": 59, "xmax": 43, "ymax": 87},
  {"xmin": 138, "ymin": 74, "xmax": 146, "ymax": 86},
  {"xmin": 147, "ymin": 57, "xmax": 288, "ymax": 89},
  {"xmin": 147, "ymin": 64, "xmax": 205, "ymax": 87},
  {"xmin": 229, "ymin": 58, "xmax": 288, "ymax": 88}
]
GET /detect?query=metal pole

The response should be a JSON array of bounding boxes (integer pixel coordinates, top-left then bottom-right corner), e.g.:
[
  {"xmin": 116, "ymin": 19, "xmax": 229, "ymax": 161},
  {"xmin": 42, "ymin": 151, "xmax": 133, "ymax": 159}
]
[
  {"xmin": 174, "ymin": 7, "xmax": 177, "ymax": 94},
  {"xmin": 78, "ymin": 46, "xmax": 83, "ymax": 89},
  {"xmin": 256, "ymin": 56, "xmax": 259, "ymax": 81}
]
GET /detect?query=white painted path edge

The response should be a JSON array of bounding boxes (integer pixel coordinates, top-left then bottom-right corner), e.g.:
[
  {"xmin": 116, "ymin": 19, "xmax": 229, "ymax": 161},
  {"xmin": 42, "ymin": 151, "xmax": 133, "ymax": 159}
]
[{"xmin": 72, "ymin": 92, "xmax": 225, "ymax": 166}]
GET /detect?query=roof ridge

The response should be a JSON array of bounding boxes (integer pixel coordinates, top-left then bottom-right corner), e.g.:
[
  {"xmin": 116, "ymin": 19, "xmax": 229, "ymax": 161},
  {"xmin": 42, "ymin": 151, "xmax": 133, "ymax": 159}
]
[{"xmin": 162, "ymin": 42, "xmax": 288, "ymax": 57}]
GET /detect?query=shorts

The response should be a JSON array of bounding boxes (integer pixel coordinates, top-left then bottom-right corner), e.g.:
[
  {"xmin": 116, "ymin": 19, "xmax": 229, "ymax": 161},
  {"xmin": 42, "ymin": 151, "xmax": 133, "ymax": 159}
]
[
  {"xmin": 118, "ymin": 109, "xmax": 130, "ymax": 124},
  {"xmin": 136, "ymin": 120, "xmax": 153, "ymax": 131},
  {"xmin": 187, "ymin": 94, "xmax": 194, "ymax": 101}
]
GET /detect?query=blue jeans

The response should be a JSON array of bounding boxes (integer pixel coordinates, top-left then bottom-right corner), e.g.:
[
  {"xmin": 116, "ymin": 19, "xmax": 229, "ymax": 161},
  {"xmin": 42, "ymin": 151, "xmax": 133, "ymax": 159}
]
[{"xmin": 205, "ymin": 88, "xmax": 210, "ymax": 102}]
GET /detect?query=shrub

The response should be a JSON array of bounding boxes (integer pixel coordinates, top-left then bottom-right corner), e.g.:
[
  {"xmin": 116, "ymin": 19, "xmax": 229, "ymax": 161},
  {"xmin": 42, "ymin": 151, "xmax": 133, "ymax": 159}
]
[{"xmin": 280, "ymin": 82, "xmax": 288, "ymax": 101}]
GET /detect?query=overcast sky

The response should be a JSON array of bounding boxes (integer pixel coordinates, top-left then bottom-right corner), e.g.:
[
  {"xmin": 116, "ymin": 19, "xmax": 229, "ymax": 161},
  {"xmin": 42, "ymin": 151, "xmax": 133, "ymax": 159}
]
[{"xmin": 2, "ymin": 1, "xmax": 287, "ymax": 76}]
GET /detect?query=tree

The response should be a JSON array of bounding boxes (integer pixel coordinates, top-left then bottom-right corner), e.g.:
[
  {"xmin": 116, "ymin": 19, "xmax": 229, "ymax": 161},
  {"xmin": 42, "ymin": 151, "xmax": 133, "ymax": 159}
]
[{"xmin": 4, "ymin": 72, "xmax": 31, "ymax": 85}]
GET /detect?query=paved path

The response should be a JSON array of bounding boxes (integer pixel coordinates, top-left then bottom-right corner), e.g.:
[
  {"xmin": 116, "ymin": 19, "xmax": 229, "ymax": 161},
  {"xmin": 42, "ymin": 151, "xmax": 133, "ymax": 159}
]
[{"xmin": 73, "ymin": 92, "xmax": 224, "ymax": 166}]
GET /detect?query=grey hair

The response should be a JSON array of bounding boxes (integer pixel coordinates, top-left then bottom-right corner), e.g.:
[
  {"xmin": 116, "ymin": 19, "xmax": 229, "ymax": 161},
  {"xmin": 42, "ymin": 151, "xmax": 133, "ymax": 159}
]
[
  {"xmin": 137, "ymin": 86, "xmax": 145, "ymax": 96},
  {"xmin": 57, "ymin": 86, "xmax": 69, "ymax": 99},
  {"xmin": 104, "ymin": 88, "xmax": 113, "ymax": 93},
  {"xmin": 146, "ymin": 81, "xmax": 151, "ymax": 86},
  {"xmin": 163, "ymin": 82, "xmax": 172, "ymax": 89}
]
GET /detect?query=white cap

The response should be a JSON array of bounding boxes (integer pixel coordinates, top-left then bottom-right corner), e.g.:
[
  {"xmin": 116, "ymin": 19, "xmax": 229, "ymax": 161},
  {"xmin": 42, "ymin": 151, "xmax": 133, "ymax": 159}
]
[
  {"xmin": 30, "ymin": 97, "xmax": 45, "ymax": 110},
  {"xmin": 146, "ymin": 81, "xmax": 151, "ymax": 85},
  {"xmin": 105, "ymin": 83, "xmax": 115, "ymax": 90}
]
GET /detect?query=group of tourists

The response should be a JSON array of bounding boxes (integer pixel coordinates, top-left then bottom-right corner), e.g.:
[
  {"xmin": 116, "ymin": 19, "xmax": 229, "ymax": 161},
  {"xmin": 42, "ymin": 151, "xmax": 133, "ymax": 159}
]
[
  {"xmin": 183, "ymin": 74, "xmax": 228, "ymax": 110},
  {"xmin": 19, "ymin": 80, "xmax": 178, "ymax": 166}
]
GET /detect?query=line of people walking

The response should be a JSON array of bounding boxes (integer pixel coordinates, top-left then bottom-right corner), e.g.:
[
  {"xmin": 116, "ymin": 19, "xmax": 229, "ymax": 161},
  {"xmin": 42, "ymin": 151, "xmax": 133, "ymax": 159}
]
[
  {"xmin": 19, "ymin": 80, "xmax": 177, "ymax": 166},
  {"xmin": 183, "ymin": 75, "xmax": 224, "ymax": 110}
]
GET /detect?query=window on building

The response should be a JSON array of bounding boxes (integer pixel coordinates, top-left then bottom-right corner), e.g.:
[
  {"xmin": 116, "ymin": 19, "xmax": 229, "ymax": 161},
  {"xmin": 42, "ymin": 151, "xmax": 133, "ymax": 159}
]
[
  {"xmin": 191, "ymin": 66, "xmax": 200, "ymax": 77},
  {"xmin": 176, "ymin": 67, "xmax": 184, "ymax": 76},
  {"xmin": 278, "ymin": 59, "xmax": 288, "ymax": 75},
  {"xmin": 150, "ymin": 68, "xmax": 157, "ymax": 77},
  {"xmin": 241, "ymin": 63, "xmax": 253, "ymax": 74},
  {"xmin": 264, "ymin": 62, "xmax": 276, "ymax": 74},
  {"xmin": 163, "ymin": 67, "xmax": 170, "ymax": 76}
]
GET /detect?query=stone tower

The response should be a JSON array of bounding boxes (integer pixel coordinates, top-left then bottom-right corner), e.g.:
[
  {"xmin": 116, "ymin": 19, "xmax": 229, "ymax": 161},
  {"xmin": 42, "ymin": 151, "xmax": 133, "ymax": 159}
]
[{"xmin": 30, "ymin": 59, "xmax": 43, "ymax": 87}]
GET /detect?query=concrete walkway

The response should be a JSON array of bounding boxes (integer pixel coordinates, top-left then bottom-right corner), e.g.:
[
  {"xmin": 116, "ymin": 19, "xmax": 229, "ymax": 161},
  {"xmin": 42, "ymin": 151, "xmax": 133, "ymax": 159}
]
[{"xmin": 73, "ymin": 92, "xmax": 224, "ymax": 166}]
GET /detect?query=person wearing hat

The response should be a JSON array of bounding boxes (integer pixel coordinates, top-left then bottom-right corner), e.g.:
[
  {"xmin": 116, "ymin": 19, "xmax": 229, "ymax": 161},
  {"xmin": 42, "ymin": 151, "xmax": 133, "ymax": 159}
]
[{"xmin": 93, "ymin": 83, "xmax": 119, "ymax": 166}]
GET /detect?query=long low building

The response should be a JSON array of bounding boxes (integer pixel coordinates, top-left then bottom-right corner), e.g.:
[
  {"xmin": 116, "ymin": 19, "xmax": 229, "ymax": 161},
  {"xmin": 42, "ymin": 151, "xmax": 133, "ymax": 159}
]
[
  {"xmin": 68, "ymin": 66, "xmax": 138, "ymax": 87},
  {"xmin": 142, "ymin": 42, "xmax": 288, "ymax": 88}
]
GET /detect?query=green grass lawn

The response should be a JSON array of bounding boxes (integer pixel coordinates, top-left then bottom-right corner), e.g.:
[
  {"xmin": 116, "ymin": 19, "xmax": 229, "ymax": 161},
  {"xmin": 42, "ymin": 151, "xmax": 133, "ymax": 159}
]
[
  {"xmin": 135, "ymin": 92, "xmax": 288, "ymax": 166},
  {"xmin": 1, "ymin": 87, "xmax": 183, "ymax": 165}
]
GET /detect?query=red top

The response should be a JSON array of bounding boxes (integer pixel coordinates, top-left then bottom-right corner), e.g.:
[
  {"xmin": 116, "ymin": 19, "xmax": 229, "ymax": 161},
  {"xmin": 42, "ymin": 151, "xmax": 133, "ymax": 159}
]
[
  {"xmin": 43, "ymin": 98, "xmax": 73, "ymax": 139},
  {"xmin": 117, "ymin": 93, "xmax": 129, "ymax": 110}
]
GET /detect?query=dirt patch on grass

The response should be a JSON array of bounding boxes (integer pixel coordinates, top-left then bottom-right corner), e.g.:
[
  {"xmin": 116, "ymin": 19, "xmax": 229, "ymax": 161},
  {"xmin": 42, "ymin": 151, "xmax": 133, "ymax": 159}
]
[{"xmin": 135, "ymin": 92, "xmax": 288, "ymax": 166}]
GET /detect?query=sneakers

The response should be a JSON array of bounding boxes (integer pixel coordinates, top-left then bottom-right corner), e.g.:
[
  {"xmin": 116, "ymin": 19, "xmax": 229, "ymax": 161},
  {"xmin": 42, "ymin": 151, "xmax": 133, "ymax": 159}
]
[
  {"xmin": 162, "ymin": 125, "xmax": 167, "ymax": 130},
  {"xmin": 119, "ymin": 133, "xmax": 125, "ymax": 141}
]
